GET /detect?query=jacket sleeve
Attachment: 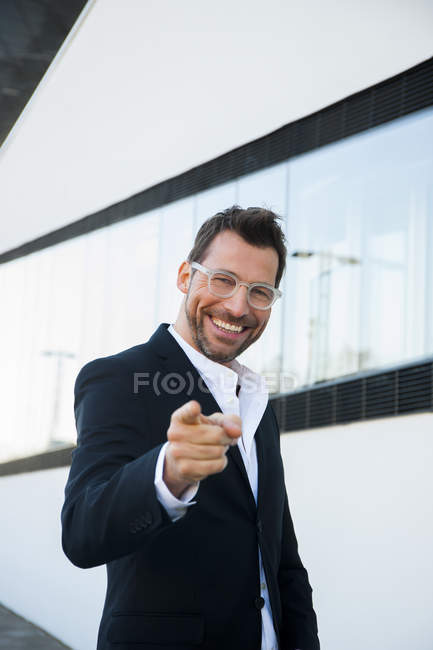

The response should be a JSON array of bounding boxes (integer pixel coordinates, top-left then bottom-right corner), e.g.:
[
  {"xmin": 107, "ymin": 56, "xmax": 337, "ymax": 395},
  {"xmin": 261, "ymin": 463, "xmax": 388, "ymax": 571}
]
[
  {"xmin": 270, "ymin": 408, "xmax": 320, "ymax": 650},
  {"xmin": 61, "ymin": 356, "xmax": 172, "ymax": 569}
]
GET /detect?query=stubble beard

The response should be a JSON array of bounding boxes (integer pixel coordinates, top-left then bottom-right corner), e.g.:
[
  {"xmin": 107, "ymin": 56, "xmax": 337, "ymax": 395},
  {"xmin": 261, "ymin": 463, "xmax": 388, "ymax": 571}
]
[{"xmin": 184, "ymin": 294, "xmax": 263, "ymax": 364}]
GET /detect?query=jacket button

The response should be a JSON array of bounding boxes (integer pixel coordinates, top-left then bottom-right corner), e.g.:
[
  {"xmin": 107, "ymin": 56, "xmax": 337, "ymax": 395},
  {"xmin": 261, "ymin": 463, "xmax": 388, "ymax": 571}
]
[
  {"xmin": 254, "ymin": 596, "xmax": 265, "ymax": 610},
  {"xmin": 257, "ymin": 519, "xmax": 263, "ymax": 534},
  {"xmin": 138, "ymin": 516, "xmax": 147, "ymax": 529},
  {"xmin": 143, "ymin": 512, "xmax": 153, "ymax": 525}
]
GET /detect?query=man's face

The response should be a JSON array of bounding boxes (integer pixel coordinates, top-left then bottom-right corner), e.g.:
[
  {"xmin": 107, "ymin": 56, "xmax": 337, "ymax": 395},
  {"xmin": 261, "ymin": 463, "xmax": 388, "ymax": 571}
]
[{"xmin": 178, "ymin": 230, "xmax": 279, "ymax": 364}]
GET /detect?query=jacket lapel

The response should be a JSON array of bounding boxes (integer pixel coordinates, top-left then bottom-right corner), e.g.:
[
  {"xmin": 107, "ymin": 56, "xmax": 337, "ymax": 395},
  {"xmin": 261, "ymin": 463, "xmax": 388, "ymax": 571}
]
[
  {"xmin": 227, "ymin": 444, "xmax": 255, "ymax": 499},
  {"xmin": 255, "ymin": 416, "xmax": 267, "ymax": 514}
]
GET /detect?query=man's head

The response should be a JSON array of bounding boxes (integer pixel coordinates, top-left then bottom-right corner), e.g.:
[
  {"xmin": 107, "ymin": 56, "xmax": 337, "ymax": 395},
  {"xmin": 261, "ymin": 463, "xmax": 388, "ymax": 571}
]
[{"xmin": 175, "ymin": 206, "xmax": 286, "ymax": 365}]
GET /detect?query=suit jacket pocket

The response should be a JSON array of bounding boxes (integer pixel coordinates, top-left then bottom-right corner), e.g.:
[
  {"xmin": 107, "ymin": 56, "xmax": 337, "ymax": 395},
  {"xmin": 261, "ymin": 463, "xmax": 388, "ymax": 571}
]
[{"xmin": 107, "ymin": 612, "xmax": 204, "ymax": 645}]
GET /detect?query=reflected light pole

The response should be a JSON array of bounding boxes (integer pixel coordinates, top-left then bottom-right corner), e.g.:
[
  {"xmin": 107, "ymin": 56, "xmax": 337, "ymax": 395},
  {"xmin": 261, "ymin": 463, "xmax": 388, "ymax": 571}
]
[
  {"xmin": 42, "ymin": 349, "xmax": 76, "ymax": 448},
  {"xmin": 291, "ymin": 250, "xmax": 360, "ymax": 266},
  {"xmin": 291, "ymin": 250, "xmax": 361, "ymax": 383}
]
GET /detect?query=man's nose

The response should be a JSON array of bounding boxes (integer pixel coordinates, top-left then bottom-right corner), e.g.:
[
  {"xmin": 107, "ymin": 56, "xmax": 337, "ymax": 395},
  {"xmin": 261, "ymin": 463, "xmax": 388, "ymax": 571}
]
[{"xmin": 222, "ymin": 285, "xmax": 250, "ymax": 319}]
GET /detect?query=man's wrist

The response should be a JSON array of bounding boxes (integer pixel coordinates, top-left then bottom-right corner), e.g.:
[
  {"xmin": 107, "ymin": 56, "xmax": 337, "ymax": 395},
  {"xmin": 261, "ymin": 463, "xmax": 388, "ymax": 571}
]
[
  {"xmin": 163, "ymin": 463, "xmax": 197, "ymax": 499},
  {"xmin": 154, "ymin": 443, "xmax": 198, "ymax": 522}
]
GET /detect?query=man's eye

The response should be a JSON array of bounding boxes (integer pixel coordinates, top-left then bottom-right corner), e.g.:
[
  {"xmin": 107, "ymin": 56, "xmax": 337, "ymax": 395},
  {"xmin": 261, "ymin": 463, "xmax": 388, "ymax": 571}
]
[
  {"xmin": 252, "ymin": 287, "xmax": 273, "ymax": 299},
  {"xmin": 214, "ymin": 276, "xmax": 233, "ymax": 285}
]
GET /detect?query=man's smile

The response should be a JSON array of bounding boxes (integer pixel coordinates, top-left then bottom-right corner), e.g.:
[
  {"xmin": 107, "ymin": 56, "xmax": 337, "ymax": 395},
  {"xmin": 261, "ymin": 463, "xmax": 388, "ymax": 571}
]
[
  {"xmin": 207, "ymin": 314, "xmax": 251, "ymax": 340},
  {"xmin": 211, "ymin": 316, "xmax": 245, "ymax": 333}
]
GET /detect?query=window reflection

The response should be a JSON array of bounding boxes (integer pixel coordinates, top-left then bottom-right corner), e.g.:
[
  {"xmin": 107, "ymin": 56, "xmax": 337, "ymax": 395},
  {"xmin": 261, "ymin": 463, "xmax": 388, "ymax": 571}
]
[
  {"xmin": 39, "ymin": 239, "xmax": 85, "ymax": 449},
  {"xmin": 79, "ymin": 227, "xmax": 110, "ymax": 362},
  {"xmin": 105, "ymin": 211, "xmax": 159, "ymax": 352},
  {"xmin": 156, "ymin": 199, "xmax": 194, "ymax": 324},
  {"xmin": 195, "ymin": 182, "xmax": 237, "ymax": 230},
  {"xmin": 237, "ymin": 163, "xmax": 288, "ymax": 216},
  {"xmin": 285, "ymin": 107, "xmax": 433, "ymax": 386},
  {"xmin": 0, "ymin": 214, "xmax": 161, "ymax": 461},
  {"xmin": 1, "ymin": 107, "xmax": 432, "ymax": 461}
]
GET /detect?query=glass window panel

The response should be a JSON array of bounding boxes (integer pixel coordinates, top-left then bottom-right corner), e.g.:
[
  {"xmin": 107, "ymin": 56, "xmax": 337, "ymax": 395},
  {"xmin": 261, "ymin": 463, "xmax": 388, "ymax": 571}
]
[
  {"xmin": 237, "ymin": 162, "xmax": 288, "ymax": 216},
  {"xmin": 78, "ymin": 227, "xmax": 110, "ymax": 364},
  {"xmin": 105, "ymin": 211, "xmax": 160, "ymax": 352},
  {"xmin": 0, "ymin": 237, "xmax": 86, "ymax": 459},
  {"xmin": 426, "ymin": 184, "xmax": 433, "ymax": 355},
  {"xmin": 30, "ymin": 249, "xmax": 61, "ymax": 453},
  {"xmin": 34, "ymin": 238, "xmax": 86, "ymax": 449},
  {"xmin": 284, "ymin": 107, "xmax": 433, "ymax": 387},
  {"xmin": 195, "ymin": 181, "xmax": 237, "ymax": 230},
  {"xmin": 156, "ymin": 198, "xmax": 195, "ymax": 324},
  {"xmin": 0, "ymin": 258, "xmax": 27, "ymax": 460}
]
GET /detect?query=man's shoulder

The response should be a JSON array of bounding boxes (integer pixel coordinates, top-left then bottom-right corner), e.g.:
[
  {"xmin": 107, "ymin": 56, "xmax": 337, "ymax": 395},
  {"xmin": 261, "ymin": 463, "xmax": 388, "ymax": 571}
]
[
  {"xmin": 76, "ymin": 325, "xmax": 172, "ymax": 383},
  {"xmin": 110, "ymin": 340, "xmax": 155, "ymax": 367},
  {"xmin": 73, "ymin": 344, "xmax": 150, "ymax": 393}
]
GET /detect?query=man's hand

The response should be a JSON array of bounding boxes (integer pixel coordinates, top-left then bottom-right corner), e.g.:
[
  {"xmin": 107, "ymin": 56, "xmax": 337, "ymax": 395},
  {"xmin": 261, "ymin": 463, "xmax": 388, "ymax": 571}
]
[{"xmin": 163, "ymin": 400, "xmax": 242, "ymax": 498}]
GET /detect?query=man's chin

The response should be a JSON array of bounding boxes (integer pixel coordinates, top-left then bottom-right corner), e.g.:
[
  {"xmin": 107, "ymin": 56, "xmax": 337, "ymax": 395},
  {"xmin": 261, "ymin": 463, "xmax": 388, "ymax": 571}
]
[
  {"xmin": 186, "ymin": 308, "xmax": 257, "ymax": 363},
  {"xmin": 202, "ymin": 347, "xmax": 238, "ymax": 364},
  {"xmin": 194, "ymin": 337, "xmax": 233, "ymax": 363},
  {"xmin": 198, "ymin": 334, "xmax": 254, "ymax": 364}
]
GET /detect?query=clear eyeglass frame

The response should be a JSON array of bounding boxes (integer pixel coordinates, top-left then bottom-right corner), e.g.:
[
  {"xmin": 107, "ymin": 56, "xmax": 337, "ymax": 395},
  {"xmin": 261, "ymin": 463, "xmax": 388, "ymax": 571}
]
[{"xmin": 190, "ymin": 262, "xmax": 282, "ymax": 310}]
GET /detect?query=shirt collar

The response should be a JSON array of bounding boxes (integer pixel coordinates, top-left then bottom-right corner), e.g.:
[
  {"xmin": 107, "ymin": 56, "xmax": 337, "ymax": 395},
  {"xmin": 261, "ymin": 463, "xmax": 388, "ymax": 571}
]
[{"xmin": 168, "ymin": 324, "xmax": 237, "ymax": 391}]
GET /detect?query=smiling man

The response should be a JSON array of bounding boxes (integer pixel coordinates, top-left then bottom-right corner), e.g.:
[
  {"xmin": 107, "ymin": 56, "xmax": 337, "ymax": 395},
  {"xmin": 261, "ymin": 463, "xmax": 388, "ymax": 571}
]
[{"xmin": 62, "ymin": 206, "xmax": 320, "ymax": 650}]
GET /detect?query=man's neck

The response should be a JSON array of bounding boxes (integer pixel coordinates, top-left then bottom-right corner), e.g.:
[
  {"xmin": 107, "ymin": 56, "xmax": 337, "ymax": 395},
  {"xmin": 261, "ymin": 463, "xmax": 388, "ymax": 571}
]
[{"xmin": 171, "ymin": 321, "xmax": 234, "ymax": 369}]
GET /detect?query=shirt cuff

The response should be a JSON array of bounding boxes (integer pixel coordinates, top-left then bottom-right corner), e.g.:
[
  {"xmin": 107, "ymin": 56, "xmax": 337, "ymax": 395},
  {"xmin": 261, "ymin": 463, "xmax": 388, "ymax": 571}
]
[{"xmin": 154, "ymin": 442, "xmax": 199, "ymax": 522}]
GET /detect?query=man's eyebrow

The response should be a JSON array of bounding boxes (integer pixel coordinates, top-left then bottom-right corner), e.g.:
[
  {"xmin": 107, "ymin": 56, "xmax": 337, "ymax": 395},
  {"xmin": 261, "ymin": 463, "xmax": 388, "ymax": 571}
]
[{"xmin": 217, "ymin": 267, "xmax": 273, "ymax": 285}]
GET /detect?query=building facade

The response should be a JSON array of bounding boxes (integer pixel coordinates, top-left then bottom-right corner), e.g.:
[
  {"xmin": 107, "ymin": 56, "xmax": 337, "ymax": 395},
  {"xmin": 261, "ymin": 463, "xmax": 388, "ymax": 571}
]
[{"xmin": 1, "ymin": 2, "xmax": 433, "ymax": 649}]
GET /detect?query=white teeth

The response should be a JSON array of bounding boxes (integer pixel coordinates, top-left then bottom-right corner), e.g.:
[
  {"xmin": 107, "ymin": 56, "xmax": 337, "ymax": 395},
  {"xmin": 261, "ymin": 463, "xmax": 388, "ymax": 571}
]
[{"xmin": 211, "ymin": 317, "xmax": 244, "ymax": 333}]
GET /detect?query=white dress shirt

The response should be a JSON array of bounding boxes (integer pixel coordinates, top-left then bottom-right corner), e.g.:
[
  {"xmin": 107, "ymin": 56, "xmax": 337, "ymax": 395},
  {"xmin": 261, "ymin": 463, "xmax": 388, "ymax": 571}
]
[{"xmin": 154, "ymin": 324, "xmax": 279, "ymax": 650}]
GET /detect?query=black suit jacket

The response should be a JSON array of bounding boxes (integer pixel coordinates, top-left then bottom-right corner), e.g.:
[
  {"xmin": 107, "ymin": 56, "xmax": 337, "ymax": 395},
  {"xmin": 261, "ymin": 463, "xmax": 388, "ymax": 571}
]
[{"xmin": 61, "ymin": 324, "xmax": 319, "ymax": 650}]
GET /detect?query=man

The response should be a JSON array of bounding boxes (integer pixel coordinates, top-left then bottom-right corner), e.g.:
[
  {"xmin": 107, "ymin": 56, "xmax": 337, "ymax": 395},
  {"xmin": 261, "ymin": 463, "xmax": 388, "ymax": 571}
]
[{"xmin": 61, "ymin": 206, "xmax": 320, "ymax": 650}]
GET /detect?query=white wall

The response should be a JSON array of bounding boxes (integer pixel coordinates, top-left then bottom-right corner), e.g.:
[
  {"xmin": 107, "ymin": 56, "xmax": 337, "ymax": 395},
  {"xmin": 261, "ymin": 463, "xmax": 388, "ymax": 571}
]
[
  {"xmin": 1, "ymin": 411, "xmax": 432, "ymax": 649},
  {"xmin": 282, "ymin": 411, "xmax": 433, "ymax": 650},
  {"xmin": 0, "ymin": 467, "xmax": 105, "ymax": 650},
  {"xmin": 1, "ymin": 0, "xmax": 433, "ymax": 253}
]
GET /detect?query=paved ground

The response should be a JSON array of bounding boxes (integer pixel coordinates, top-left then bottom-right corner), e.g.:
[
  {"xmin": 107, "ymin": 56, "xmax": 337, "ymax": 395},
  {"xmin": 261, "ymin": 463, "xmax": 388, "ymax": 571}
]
[{"xmin": 0, "ymin": 603, "xmax": 71, "ymax": 649}]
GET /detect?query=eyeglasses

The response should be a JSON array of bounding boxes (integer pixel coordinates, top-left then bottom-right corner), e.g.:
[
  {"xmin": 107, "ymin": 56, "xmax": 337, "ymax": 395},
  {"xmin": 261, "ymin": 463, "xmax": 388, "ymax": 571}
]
[{"xmin": 191, "ymin": 262, "xmax": 282, "ymax": 310}]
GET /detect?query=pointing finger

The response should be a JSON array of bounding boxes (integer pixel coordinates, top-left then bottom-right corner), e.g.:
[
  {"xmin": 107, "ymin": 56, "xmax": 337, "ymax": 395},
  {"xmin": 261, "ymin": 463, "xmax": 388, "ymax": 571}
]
[{"xmin": 171, "ymin": 400, "xmax": 202, "ymax": 425}]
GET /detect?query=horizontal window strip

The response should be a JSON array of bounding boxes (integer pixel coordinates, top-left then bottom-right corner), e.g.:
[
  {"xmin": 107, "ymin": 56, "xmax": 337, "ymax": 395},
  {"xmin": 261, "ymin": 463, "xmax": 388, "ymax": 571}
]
[{"xmin": 1, "ymin": 357, "xmax": 432, "ymax": 475}]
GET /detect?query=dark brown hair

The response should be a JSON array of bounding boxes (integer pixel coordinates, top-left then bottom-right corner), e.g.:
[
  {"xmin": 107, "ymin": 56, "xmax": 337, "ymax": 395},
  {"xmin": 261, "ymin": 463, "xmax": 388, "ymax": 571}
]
[{"xmin": 187, "ymin": 205, "xmax": 287, "ymax": 287}]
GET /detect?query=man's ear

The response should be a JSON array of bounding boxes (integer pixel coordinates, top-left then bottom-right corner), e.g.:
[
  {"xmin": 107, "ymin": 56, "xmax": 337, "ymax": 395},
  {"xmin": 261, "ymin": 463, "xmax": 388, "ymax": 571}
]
[{"xmin": 177, "ymin": 261, "xmax": 191, "ymax": 295}]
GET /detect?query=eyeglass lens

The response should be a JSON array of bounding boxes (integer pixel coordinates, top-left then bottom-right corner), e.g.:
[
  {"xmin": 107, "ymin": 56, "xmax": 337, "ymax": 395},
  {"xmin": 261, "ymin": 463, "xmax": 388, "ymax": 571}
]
[{"xmin": 209, "ymin": 272, "xmax": 274, "ymax": 308}]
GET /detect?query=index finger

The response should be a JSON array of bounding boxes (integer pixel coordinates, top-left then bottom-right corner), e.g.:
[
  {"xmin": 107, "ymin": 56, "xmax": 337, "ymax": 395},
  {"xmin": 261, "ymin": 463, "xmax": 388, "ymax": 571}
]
[{"xmin": 171, "ymin": 400, "xmax": 203, "ymax": 426}]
